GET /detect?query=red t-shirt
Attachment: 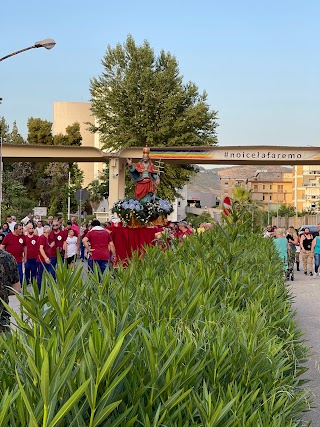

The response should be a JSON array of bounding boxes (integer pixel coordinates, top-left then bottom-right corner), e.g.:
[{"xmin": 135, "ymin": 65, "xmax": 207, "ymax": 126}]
[
  {"xmin": 85, "ymin": 227, "xmax": 113, "ymax": 260},
  {"xmin": 63, "ymin": 228, "xmax": 79, "ymax": 240},
  {"xmin": 25, "ymin": 234, "xmax": 39, "ymax": 259},
  {"xmin": 2, "ymin": 233, "xmax": 26, "ymax": 262},
  {"xmin": 48, "ymin": 231, "xmax": 66, "ymax": 257},
  {"xmin": 38, "ymin": 234, "xmax": 51, "ymax": 262}
]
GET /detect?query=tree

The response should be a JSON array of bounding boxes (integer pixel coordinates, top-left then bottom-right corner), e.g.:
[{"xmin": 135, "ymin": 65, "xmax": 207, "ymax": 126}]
[
  {"xmin": 7, "ymin": 121, "xmax": 25, "ymax": 144},
  {"xmin": 53, "ymin": 122, "xmax": 82, "ymax": 146},
  {"xmin": 90, "ymin": 35, "xmax": 218, "ymax": 200},
  {"xmin": 86, "ymin": 167, "xmax": 109, "ymax": 211},
  {"xmin": 27, "ymin": 117, "xmax": 53, "ymax": 145},
  {"xmin": 276, "ymin": 204, "xmax": 296, "ymax": 217},
  {"xmin": 185, "ymin": 212, "xmax": 213, "ymax": 228},
  {"xmin": 0, "ymin": 117, "xmax": 9, "ymax": 141},
  {"xmin": 0, "ymin": 118, "xmax": 84, "ymax": 219},
  {"xmin": 229, "ymin": 185, "xmax": 263, "ymax": 232},
  {"xmin": 232, "ymin": 186, "xmax": 253, "ymax": 212},
  {"xmin": 2, "ymin": 170, "xmax": 34, "ymax": 217}
]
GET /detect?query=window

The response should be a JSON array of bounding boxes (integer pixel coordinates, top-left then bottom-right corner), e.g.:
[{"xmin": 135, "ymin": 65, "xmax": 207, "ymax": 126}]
[
  {"xmin": 254, "ymin": 185, "xmax": 258, "ymax": 191},
  {"xmin": 178, "ymin": 201, "xmax": 181, "ymax": 207},
  {"xmin": 269, "ymin": 195, "xmax": 272, "ymax": 201},
  {"xmin": 262, "ymin": 195, "xmax": 265, "ymax": 201},
  {"xmin": 270, "ymin": 185, "xmax": 272, "ymax": 190},
  {"xmin": 262, "ymin": 185, "xmax": 265, "ymax": 190},
  {"xmin": 278, "ymin": 185, "xmax": 283, "ymax": 192}
]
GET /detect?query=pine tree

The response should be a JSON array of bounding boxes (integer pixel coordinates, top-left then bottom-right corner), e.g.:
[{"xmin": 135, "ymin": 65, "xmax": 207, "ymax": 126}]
[
  {"xmin": 0, "ymin": 117, "xmax": 9, "ymax": 141},
  {"xmin": 90, "ymin": 35, "xmax": 218, "ymax": 200},
  {"xmin": 7, "ymin": 121, "xmax": 25, "ymax": 144}
]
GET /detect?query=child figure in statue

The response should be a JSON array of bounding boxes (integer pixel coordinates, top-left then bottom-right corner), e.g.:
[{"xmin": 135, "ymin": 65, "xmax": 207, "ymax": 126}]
[{"xmin": 126, "ymin": 146, "xmax": 160, "ymax": 202}]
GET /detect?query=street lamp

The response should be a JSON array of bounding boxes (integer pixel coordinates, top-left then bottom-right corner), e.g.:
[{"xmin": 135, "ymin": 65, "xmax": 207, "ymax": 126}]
[
  {"xmin": 0, "ymin": 38, "xmax": 56, "ymax": 62},
  {"xmin": 0, "ymin": 38, "xmax": 56, "ymax": 222}
]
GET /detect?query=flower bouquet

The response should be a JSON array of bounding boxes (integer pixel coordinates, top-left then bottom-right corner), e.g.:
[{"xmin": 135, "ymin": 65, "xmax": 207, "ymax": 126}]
[{"xmin": 112, "ymin": 198, "xmax": 174, "ymax": 227}]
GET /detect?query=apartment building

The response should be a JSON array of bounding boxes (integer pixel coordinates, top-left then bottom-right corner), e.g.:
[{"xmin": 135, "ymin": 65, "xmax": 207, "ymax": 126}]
[
  {"xmin": 248, "ymin": 170, "xmax": 293, "ymax": 211},
  {"xmin": 53, "ymin": 101, "xmax": 105, "ymax": 186},
  {"xmin": 293, "ymin": 165, "xmax": 320, "ymax": 212},
  {"xmin": 219, "ymin": 166, "xmax": 293, "ymax": 212}
]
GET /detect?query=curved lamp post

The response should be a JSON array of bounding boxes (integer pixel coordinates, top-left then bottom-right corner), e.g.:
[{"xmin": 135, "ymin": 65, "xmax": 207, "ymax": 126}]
[
  {"xmin": 0, "ymin": 38, "xmax": 56, "ymax": 62},
  {"xmin": 0, "ymin": 38, "xmax": 56, "ymax": 221}
]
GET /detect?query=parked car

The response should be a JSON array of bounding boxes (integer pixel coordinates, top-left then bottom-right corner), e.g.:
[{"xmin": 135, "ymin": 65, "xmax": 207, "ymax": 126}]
[{"xmin": 298, "ymin": 225, "xmax": 319, "ymax": 237}]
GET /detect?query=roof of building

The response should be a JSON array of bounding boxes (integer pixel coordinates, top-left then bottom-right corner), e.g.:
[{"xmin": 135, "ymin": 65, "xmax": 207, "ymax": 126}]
[{"xmin": 249, "ymin": 171, "xmax": 292, "ymax": 182}]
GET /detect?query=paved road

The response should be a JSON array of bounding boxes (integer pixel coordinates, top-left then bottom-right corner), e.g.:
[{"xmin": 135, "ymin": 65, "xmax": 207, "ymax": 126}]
[
  {"xmin": 290, "ymin": 269, "xmax": 320, "ymax": 425},
  {"xmin": 7, "ymin": 267, "xmax": 320, "ymax": 425}
]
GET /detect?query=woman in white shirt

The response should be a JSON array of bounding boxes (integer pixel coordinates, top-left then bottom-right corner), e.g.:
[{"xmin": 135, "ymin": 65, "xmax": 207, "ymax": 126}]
[{"xmin": 63, "ymin": 229, "xmax": 79, "ymax": 267}]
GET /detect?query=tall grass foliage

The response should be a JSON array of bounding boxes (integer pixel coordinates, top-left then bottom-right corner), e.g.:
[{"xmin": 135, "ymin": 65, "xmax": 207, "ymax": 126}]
[{"xmin": 0, "ymin": 222, "xmax": 309, "ymax": 426}]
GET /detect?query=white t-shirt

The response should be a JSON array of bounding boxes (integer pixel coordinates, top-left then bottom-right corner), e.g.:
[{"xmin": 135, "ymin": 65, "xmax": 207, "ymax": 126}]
[
  {"xmin": 65, "ymin": 236, "xmax": 78, "ymax": 258},
  {"xmin": 8, "ymin": 221, "xmax": 16, "ymax": 232},
  {"xmin": 36, "ymin": 226, "xmax": 44, "ymax": 236}
]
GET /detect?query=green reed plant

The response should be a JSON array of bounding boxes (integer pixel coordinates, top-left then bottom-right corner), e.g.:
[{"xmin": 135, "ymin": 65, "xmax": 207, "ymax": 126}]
[{"xmin": 0, "ymin": 221, "xmax": 310, "ymax": 426}]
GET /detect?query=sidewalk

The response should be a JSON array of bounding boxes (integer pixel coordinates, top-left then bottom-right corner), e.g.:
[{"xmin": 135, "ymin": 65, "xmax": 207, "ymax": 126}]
[
  {"xmin": 290, "ymin": 269, "xmax": 320, "ymax": 425},
  {"xmin": 7, "ymin": 267, "xmax": 320, "ymax": 424}
]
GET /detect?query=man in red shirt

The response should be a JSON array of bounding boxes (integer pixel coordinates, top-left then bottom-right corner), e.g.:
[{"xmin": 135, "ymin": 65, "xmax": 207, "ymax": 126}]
[
  {"xmin": 63, "ymin": 221, "xmax": 79, "ymax": 239},
  {"xmin": 37, "ymin": 225, "xmax": 55, "ymax": 288},
  {"xmin": 25, "ymin": 223, "xmax": 39, "ymax": 285},
  {"xmin": 82, "ymin": 219, "xmax": 116, "ymax": 274},
  {"xmin": 0, "ymin": 223, "xmax": 26, "ymax": 284},
  {"xmin": 49, "ymin": 220, "xmax": 66, "ymax": 269}
]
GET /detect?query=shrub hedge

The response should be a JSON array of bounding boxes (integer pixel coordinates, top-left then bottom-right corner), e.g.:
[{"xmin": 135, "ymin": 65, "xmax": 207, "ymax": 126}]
[{"xmin": 0, "ymin": 222, "xmax": 309, "ymax": 426}]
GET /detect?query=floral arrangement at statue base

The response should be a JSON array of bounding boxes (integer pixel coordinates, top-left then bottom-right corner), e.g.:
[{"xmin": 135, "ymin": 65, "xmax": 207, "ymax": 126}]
[{"xmin": 112, "ymin": 198, "xmax": 174, "ymax": 228}]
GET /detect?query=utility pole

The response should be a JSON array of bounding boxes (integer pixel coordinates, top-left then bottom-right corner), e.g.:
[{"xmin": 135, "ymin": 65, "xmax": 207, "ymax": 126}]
[{"xmin": 0, "ymin": 101, "xmax": 3, "ymax": 224}]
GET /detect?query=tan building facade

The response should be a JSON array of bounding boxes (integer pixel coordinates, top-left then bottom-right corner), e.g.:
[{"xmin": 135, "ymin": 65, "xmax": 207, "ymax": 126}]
[
  {"xmin": 218, "ymin": 166, "xmax": 293, "ymax": 212},
  {"xmin": 53, "ymin": 102, "xmax": 105, "ymax": 186},
  {"xmin": 293, "ymin": 165, "xmax": 320, "ymax": 212},
  {"xmin": 248, "ymin": 171, "xmax": 293, "ymax": 211}
]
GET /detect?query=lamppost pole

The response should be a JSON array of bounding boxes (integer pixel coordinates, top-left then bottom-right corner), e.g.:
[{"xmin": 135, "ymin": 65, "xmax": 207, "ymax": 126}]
[
  {"xmin": 0, "ymin": 39, "xmax": 56, "ymax": 223},
  {"xmin": 0, "ymin": 39, "xmax": 56, "ymax": 62},
  {"xmin": 0, "ymin": 98, "xmax": 2, "ymax": 223},
  {"xmin": 0, "ymin": 134, "xmax": 2, "ymax": 223}
]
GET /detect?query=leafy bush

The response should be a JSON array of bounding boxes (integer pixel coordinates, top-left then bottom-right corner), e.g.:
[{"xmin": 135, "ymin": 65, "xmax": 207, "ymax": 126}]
[{"xmin": 0, "ymin": 222, "xmax": 309, "ymax": 426}]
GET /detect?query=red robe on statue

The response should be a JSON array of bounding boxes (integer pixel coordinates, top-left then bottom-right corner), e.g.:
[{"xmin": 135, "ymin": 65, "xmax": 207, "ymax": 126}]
[{"xmin": 131, "ymin": 161, "xmax": 159, "ymax": 200}]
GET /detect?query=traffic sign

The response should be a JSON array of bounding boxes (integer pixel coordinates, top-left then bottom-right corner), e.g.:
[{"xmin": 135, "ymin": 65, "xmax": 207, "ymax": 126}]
[
  {"xmin": 33, "ymin": 207, "xmax": 47, "ymax": 217},
  {"xmin": 74, "ymin": 189, "xmax": 89, "ymax": 202},
  {"xmin": 223, "ymin": 197, "xmax": 232, "ymax": 216}
]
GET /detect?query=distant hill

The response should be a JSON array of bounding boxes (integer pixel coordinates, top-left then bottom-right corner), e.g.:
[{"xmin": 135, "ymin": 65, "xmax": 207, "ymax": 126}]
[
  {"xmin": 216, "ymin": 165, "xmax": 292, "ymax": 179},
  {"xmin": 188, "ymin": 167, "xmax": 221, "ymax": 195}
]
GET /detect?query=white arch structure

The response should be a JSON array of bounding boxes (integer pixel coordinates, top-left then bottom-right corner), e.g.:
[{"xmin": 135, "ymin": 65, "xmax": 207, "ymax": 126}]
[{"xmin": 2, "ymin": 143, "xmax": 319, "ymax": 207}]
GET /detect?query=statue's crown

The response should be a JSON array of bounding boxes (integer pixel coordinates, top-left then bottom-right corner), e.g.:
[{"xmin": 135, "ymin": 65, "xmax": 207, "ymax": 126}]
[{"xmin": 143, "ymin": 146, "xmax": 150, "ymax": 154}]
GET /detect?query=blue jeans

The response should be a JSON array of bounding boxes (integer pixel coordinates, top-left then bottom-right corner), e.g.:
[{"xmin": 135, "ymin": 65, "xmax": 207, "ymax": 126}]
[
  {"xmin": 25, "ymin": 258, "xmax": 37, "ymax": 285},
  {"xmin": 80, "ymin": 241, "xmax": 85, "ymax": 260},
  {"xmin": 17, "ymin": 262, "xmax": 23, "ymax": 285},
  {"xmin": 37, "ymin": 262, "xmax": 55, "ymax": 288},
  {"xmin": 88, "ymin": 259, "xmax": 110, "ymax": 274},
  {"xmin": 314, "ymin": 253, "xmax": 320, "ymax": 273},
  {"xmin": 50, "ymin": 257, "xmax": 57, "ymax": 280}
]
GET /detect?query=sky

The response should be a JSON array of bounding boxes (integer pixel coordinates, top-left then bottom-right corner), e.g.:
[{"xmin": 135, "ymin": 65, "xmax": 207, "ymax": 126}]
[{"xmin": 1, "ymin": 0, "xmax": 320, "ymax": 148}]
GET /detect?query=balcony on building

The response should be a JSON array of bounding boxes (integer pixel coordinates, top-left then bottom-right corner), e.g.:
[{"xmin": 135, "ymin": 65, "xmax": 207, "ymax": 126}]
[{"xmin": 302, "ymin": 169, "xmax": 320, "ymax": 175}]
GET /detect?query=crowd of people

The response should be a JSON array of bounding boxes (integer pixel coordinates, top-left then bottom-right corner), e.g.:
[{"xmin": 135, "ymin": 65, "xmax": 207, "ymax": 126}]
[
  {"xmin": 264, "ymin": 223, "xmax": 320, "ymax": 279},
  {"xmin": 0, "ymin": 214, "xmax": 117, "ymax": 288},
  {"xmin": 154, "ymin": 220, "xmax": 217, "ymax": 246},
  {"xmin": 0, "ymin": 212, "xmax": 216, "ymax": 290}
]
